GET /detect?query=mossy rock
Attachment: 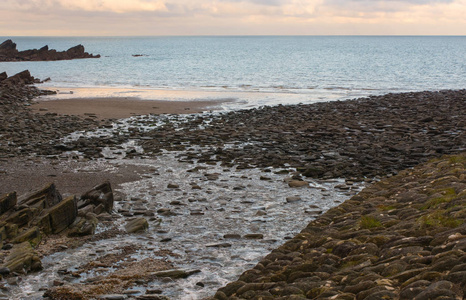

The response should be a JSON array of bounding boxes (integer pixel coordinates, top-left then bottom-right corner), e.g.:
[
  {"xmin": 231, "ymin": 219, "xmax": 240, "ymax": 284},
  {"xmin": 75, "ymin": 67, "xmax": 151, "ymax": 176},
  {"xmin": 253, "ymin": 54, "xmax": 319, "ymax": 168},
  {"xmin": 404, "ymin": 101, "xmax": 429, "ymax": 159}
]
[
  {"xmin": 12, "ymin": 226, "xmax": 41, "ymax": 247},
  {"xmin": 360, "ymin": 215, "xmax": 382, "ymax": 229},
  {"xmin": 2, "ymin": 241, "xmax": 42, "ymax": 273},
  {"xmin": 4, "ymin": 223, "xmax": 18, "ymax": 239}
]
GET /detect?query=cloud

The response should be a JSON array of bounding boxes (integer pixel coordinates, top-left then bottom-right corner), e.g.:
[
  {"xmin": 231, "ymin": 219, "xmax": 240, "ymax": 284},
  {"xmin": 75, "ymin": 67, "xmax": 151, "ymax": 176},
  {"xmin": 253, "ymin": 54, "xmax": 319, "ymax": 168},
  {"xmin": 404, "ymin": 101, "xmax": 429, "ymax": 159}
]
[
  {"xmin": 1, "ymin": 0, "xmax": 465, "ymax": 35},
  {"xmin": 218, "ymin": 0, "xmax": 285, "ymax": 6},
  {"xmin": 323, "ymin": 0, "xmax": 455, "ymax": 14},
  {"xmin": 5, "ymin": 0, "xmax": 168, "ymax": 13}
]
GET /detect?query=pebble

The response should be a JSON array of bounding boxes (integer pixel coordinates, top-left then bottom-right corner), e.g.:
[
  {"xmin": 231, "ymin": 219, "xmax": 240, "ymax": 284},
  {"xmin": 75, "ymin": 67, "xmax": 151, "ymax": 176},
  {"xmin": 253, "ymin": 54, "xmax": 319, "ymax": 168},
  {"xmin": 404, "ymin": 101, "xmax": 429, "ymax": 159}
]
[
  {"xmin": 286, "ymin": 196, "xmax": 302, "ymax": 203},
  {"xmin": 244, "ymin": 234, "xmax": 264, "ymax": 239}
]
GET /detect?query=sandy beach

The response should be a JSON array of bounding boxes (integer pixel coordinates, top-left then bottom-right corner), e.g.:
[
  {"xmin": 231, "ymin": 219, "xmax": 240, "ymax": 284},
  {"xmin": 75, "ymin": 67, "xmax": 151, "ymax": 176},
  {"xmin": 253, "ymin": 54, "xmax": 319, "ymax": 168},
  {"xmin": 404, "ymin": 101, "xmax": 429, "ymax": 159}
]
[{"xmin": 31, "ymin": 97, "xmax": 228, "ymax": 119}]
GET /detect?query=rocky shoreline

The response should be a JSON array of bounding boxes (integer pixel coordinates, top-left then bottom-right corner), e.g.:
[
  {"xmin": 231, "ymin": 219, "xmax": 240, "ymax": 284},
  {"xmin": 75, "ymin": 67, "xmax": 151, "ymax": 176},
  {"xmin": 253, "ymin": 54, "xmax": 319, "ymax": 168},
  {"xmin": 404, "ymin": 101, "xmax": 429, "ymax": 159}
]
[
  {"xmin": 0, "ymin": 70, "xmax": 108, "ymax": 159},
  {"xmin": 0, "ymin": 40, "xmax": 100, "ymax": 62},
  {"xmin": 0, "ymin": 70, "xmax": 465, "ymax": 299},
  {"xmin": 213, "ymin": 153, "xmax": 466, "ymax": 299}
]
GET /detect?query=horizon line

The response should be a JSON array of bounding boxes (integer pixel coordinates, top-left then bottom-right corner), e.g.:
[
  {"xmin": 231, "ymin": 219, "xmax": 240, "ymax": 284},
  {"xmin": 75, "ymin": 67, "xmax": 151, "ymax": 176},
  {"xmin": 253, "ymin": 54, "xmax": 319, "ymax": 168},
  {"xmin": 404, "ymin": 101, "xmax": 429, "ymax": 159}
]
[{"xmin": 1, "ymin": 34, "xmax": 466, "ymax": 38}]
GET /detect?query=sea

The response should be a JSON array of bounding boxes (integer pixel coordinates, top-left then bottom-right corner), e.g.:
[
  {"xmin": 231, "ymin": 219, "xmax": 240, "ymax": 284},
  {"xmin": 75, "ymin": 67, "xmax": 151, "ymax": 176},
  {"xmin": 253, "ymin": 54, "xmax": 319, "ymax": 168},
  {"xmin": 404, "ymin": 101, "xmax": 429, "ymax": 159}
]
[
  {"xmin": 1, "ymin": 36, "xmax": 465, "ymax": 109},
  {"xmin": 1, "ymin": 36, "xmax": 466, "ymax": 299}
]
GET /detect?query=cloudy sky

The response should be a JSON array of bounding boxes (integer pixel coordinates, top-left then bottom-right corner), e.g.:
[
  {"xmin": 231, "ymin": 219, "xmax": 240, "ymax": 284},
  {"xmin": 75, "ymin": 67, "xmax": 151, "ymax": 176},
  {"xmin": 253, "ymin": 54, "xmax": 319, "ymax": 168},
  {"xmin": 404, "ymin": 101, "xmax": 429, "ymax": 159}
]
[{"xmin": 2, "ymin": 0, "xmax": 465, "ymax": 35}]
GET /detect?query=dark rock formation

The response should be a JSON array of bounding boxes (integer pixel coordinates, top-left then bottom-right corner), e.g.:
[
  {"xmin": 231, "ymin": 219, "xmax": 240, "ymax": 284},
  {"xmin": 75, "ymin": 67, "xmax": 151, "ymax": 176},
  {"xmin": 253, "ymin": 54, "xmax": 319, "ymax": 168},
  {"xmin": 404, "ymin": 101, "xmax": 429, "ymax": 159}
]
[
  {"xmin": 213, "ymin": 153, "xmax": 466, "ymax": 299},
  {"xmin": 0, "ymin": 72, "xmax": 7, "ymax": 82},
  {"xmin": 0, "ymin": 39, "xmax": 100, "ymax": 61},
  {"xmin": 1, "ymin": 70, "xmax": 36, "ymax": 86},
  {"xmin": 0, "ymin": 181, "xmax": 114, "ymax": 276},
  {"xmin": 0, "ymin": 70, "xmax": 103, "ymax": 158},
  {"xmin": 80, "ymin": 181, "xmax": 114, "ymax": 214}
]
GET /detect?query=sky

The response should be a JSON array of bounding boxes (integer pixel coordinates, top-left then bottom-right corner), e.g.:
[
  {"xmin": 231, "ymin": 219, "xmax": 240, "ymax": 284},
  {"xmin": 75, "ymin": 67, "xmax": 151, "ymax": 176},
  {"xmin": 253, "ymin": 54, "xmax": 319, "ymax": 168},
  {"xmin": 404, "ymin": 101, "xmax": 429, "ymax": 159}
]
[{"xmin": 1, "ymin": 0, "xmax": 466, "ymax": 36}]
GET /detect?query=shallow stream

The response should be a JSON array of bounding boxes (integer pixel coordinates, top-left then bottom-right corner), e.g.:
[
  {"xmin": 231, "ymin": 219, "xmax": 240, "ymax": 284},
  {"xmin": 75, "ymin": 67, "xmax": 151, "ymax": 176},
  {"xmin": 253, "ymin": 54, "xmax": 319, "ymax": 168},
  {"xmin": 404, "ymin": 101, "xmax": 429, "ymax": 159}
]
[{"xmin": 6, "ymin": 113, "xmax": 365, "ymax": 299}]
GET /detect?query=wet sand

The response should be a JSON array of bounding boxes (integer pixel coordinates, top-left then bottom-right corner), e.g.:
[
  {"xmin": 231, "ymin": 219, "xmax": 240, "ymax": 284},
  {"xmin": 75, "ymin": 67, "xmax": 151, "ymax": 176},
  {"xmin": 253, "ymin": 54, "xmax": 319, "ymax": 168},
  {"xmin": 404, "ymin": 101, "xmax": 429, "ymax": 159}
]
[
  {"xmin": 31, "ymin": 97, "xmax": 228, "ymax": 119},
  {"xmin": 0, "ymin": 157, "xmax": 150, "ymax": 197}
]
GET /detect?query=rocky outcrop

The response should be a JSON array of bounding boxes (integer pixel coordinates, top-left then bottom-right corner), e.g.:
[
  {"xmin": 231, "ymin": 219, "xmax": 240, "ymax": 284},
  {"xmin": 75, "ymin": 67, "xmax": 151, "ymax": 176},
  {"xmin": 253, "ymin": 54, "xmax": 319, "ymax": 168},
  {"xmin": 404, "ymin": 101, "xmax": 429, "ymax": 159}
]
[
  {"xmin": 0, "ymin": 181, "xmax": 114, "ymax": 276},
  {"xmin": 213, "ymin": 153, "xmax": 466, "ymax": 299},
  {"xmin": 0, "ymin": 70, "xmax": 37, "ymax": 85},
  {"xmin": 0, "ymin": 39, "xmax": 100, "ymax": 61},
  {"xmin": 0, "ymin": 70, "xmax": 103, "ymax": 158}
]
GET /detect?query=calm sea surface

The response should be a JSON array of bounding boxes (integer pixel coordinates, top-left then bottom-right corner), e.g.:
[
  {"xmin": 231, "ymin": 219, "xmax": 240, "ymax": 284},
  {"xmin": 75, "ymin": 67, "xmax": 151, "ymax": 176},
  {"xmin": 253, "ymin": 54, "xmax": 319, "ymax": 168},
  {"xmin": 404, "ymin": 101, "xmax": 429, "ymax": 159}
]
[{"xmin": 1, "ymin": 36, "xmax": 465, "ymax": 108}]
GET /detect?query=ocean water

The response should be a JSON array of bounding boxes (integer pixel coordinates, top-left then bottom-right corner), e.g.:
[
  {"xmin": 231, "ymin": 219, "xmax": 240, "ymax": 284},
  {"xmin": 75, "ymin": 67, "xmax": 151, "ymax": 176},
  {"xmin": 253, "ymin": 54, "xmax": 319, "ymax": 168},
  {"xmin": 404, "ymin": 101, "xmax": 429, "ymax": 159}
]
[{"xmin": 1, "ymin": 36, "xmax": 465, "ymax": 108}]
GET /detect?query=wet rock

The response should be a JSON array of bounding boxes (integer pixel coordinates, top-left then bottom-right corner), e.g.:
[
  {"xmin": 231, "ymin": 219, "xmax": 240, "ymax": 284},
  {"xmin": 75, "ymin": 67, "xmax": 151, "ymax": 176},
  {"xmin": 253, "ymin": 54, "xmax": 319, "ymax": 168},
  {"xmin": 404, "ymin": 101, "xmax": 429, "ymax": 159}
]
[
  {"xmin": 286, "ymin": 196, "xmax": 302, "ymax": 203},
  {"xmin": 288, "ymin": 181, "xmax": 309, "ymax": 188},
  {"xmin": 206, "ymin": 243, "xmax": 232, "ymax": 248},
  {"xmin": 224, "ymin": 234, "xmax": 241, "ymax": 239},
  {"xmin": 98, "ymin": 295, "xmax": 126, "ymax": 300},
  {"xmin": 244, "ymin": 234, "xmax": 264, "ymax": 239},
  {"xmin": 152, "ymin": 269, "xmax": 200, "ymax": 279},
  {"xmin": 80, "ymin": 181, "xmax": 114, "ymax": 214},
  {"xmin": 125, "ymin": 217, "xmax": 149, "ymax": 233}
]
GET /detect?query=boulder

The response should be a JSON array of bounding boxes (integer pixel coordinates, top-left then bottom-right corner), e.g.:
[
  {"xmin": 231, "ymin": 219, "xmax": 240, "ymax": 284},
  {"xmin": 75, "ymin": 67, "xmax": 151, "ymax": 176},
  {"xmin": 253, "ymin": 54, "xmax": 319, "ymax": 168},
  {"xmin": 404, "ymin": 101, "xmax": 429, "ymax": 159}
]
[
  {"xmin": 67, "ymin": 213, "xmax": 98, "ymax": 237},
  {"xmin": 80, "ymin": 181, "xmax": 113, "ymax": 214},
  {"xmin": 41, "ymin": 195, "xmax": 78, "ymax": 234}
]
